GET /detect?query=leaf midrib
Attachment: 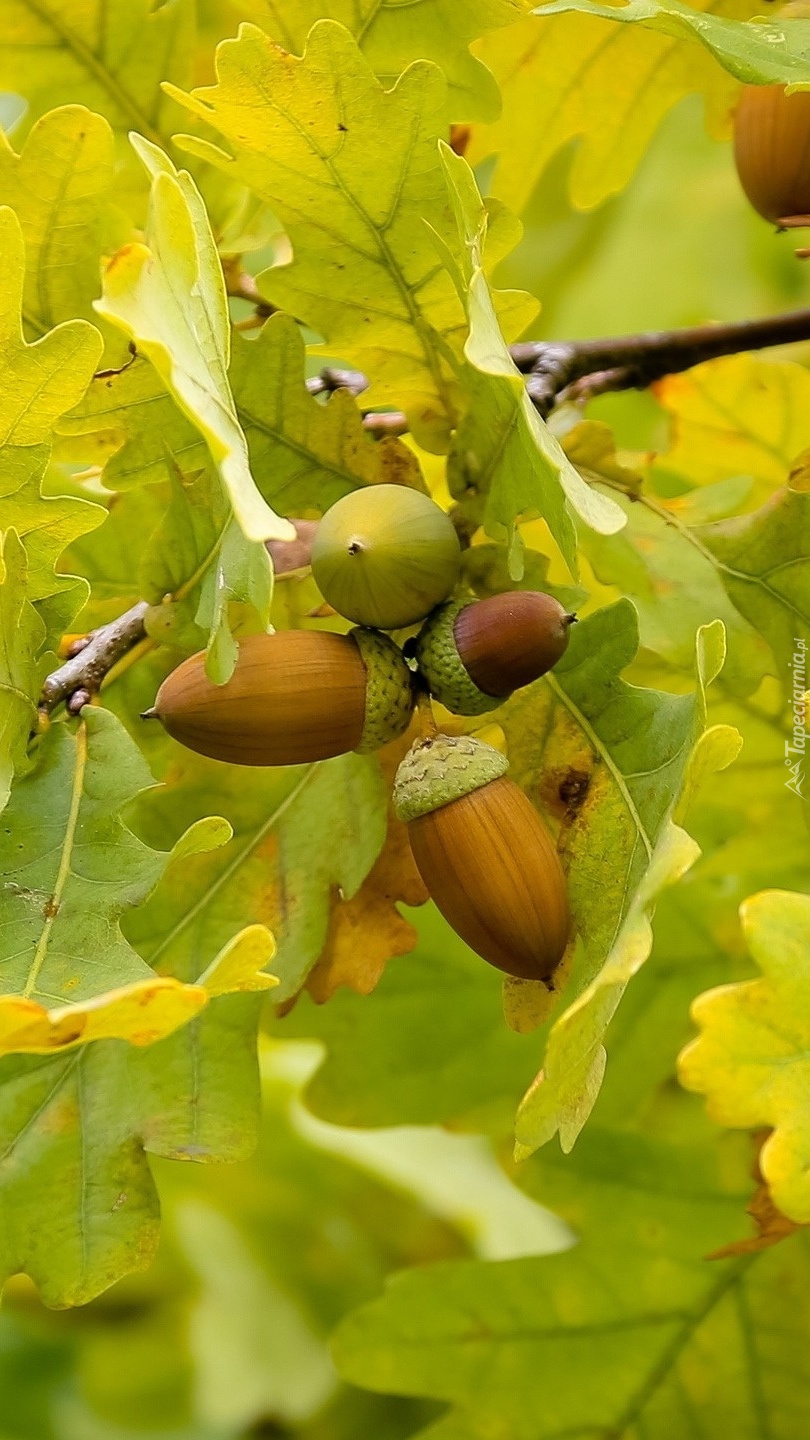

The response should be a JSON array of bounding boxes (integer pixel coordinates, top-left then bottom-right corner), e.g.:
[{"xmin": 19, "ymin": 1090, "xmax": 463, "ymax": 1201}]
[
  {"xmin": 18, "ymin": 0, "xmax": 163, "ymax": 145},
  {"xmin": 24, "ymin": 716, "xmax": 88, "ymax": 998}
]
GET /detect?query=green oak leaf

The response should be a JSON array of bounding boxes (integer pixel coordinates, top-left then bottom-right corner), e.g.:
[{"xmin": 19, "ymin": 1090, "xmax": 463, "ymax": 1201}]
[
  {"xmin": 0, "ymin": 0, "xmax": 193, "ymax": 145},
  {"xmin": 95, "ymin": 138, "xmax": 294, "ymax": 545},
  {"xmin": 582, "ymin": 476, "xmax": 773, "ymax": 695},
  {"xmin": 538, "ymin": 0, "xmax": 810, "ymax": 88},
  {"xmin": 501, "ymin": 604, "xmax": 740, "ymax": 1153},
  {"xmin": 169, "ymin": 21, "xmax": 537, "ymax": 441},
  {"xmin": 230, "ymin": 316, "xmax": 423, "ymax": 510},
  {"xmin": 439, "ymin": 144, "xmax": 624, "ymax": 572},
  {"xmin": 681, "ymin": 889, "xmax": 810, "ymax": 1224},
  {"xmin": 241, "ymin": 0, "xmax": 523, "ymax": 120},
  {"xmin": 333, "ymin": 1121, "xmax": 810, "ymax": 1439},
  {"xmin": 126, "ymin": 747, "xmax": 389, "ymax": 1003},
  {"xmin": 195, "ymin": 515, "xmax": 274, "ymax": 683},
  {"xmin": 276, "ymin": 903, "xmax": 541, "ymax": 1132},
  {"xmin": 0, "ymin": 707, "xmax": 231, "ymax": 1013},
  {"xmin": 57, "ymin": 355, "xmax": 206, "ymax": 492},
  {"xmin": 697, "ymin": 484, "xmax": 810, "ymax": 682},
  {"xmin": 0, "ymin": 990, "xmax": 265, "ymax": 1307},
  {"xmin": 0, "ymin": 532, "xmax": 45, "ymax": 815}
]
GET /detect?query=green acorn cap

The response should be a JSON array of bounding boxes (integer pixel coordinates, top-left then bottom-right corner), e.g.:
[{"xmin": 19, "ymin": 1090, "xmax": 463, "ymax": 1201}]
[
  {"xmin": 414, "ymin": 600, "xmax": 501, "ymax": 716},
  {"xmin": 393, "ymin": 733, "xmax": 509, "ymax": 822},
  {"xmin": 352, "ymin": 627, "xmax": 414, "ymax": 753}
]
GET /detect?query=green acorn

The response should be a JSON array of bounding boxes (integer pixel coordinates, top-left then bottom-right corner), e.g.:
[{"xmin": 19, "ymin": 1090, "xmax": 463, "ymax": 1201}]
[
  {"xmin": 414, "ymin": 591, "xmax": 574, "ymax": 715},
  {"xmin": 311, "ymin": 484, "xmax": 461, "ymax": 630},
  {"xmin": 393, "ymin": 733, "xmax": 570, "ymax": 982}
]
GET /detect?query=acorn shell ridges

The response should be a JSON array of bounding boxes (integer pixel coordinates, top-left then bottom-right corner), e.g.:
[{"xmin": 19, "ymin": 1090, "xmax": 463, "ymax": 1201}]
[
  {"xmin": 392, "ymin": 733, "xmax": 508, "ymax": 822},
  {"xmin": 406, "ymin": 775, "xmax": 570, "ymax": 982},
  {"xmin": 734, "ymin": 83, "xmax": 810, "ymax": 224}
]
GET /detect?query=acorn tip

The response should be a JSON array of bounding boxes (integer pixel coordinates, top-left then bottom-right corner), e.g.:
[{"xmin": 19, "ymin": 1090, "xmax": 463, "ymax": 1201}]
[{"xmin": 140, "ymin": 706, "xmax": 158, "ymax": 720}]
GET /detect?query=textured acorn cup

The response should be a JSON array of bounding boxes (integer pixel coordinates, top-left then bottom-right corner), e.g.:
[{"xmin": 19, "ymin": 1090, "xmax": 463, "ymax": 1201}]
[
  {"xmin": 415, "ymin": 592, "xmax": 574, "ymax": 716},
  {"xmin": 152, "ymin": 628, "xmax": 413, "ymax": 766},
  {"xmin": 393, "ymin": 734, "xmax": 570, "ymax": 982},
  {"xmin": 311, "ymin": 484, "xmax": 462, "ymax": 630}
]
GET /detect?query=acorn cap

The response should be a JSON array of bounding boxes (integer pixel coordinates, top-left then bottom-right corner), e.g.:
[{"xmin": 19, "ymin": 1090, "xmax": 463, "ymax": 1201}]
[
  {"xmin": 353, "ymin": 627, "xmax": 414, "ymax": 753},
  {"xmin": 393, "ymin": 733, "xmax": 508, "ymax": 822},
  {"xmin": 413, "ymin": 600, "xmax": 502, "ymax": 716}
]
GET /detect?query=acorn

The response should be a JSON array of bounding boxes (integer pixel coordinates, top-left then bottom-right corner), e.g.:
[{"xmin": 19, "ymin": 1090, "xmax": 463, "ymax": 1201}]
[
  {"xmin": 150, "ymin": 628, "xmax": 413, "ymax": 766},
  {"xmin": 733, "ymin": 5, "xmax": 810, "ymax": 226},
  {"xmin": 414, "ymin": 592, "xmax": 574, "ymax": 715},
  {"xmin": 311, "ymin": 484, "xmax": 461, "ymax": 630},
  {"xmin": 393, "ymin": 734, "xmax": 570, "ymax": 982}
]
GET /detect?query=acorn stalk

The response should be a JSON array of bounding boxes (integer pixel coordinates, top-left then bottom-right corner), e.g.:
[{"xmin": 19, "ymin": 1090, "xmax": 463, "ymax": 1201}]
[{"xmin": 393, "ymin": 734, "xmax": 570, "ymax": 982}]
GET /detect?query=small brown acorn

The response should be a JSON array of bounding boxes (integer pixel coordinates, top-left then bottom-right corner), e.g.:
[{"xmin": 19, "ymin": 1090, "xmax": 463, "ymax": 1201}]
[
  {"xmin": 150, "ymin": 628, "xmax": 413, "ymax": 766},
  {"xmin": 414, "ymin": 592, "xmax": 574, "ymax": 715},
  {"xmin": 393, "ymin": 734, "xmax": 570, "ymax": 982}
]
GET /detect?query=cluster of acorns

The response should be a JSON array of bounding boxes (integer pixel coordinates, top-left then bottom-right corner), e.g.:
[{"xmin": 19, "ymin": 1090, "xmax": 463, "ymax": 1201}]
[{"xmin": 150, "ymin": 485, "xmax": 574, "ymax": 985}]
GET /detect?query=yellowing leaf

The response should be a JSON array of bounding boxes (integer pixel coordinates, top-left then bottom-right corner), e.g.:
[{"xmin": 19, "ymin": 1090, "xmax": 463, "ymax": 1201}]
[
  {"xmin": 0, "ymin": 925, "xmax": 277, "ymax": 1056},
  {"xmin": 0, "ymin": 105, "xmax": 116, "ymax": 342},
  {"xmin": 0, "ymin": 0, "xmax": 193, "ymax": 145},
  {"xmin": 542, "ymin": 0, "xmax": 810, "ymax": 88},
  {"xmin": 468, "ymin": 0, "xmax": 746, "ymax": 211},
  {"xmin": 0, "ymin": 207, "xmax": 102, "ymax": 456},
  {"xmin": 0, "ymin": 205, "xmax": 104, "ymax": 639},
  {"xmin": 510, "ymin": 613, "xmax": 741, "ymax": 1155},
  {"xmin": 440, "ymin": 145, "xmax": 625, "ymax": 570},
  {"xmin": 240, "ymin": 0, "xmax": 523, "ymax": 120},
  {"xmin": 95, "ymin": 139, "xmax": 294, "ymax": 544},
  {"xmin": 0, "ymin": 979, "xmax": 206, "ymax": 1054},
  {"xmin": 305, "ymin": 737, "xmax": 429, "ymax": 1002},
  {"xmin": 169, "ymin": 21, "xmax": 533, "ymax": 437},
  {"xmin": 655, "ymin": 354, "xmax": 810, "ymax": 499},
  {"xmin": 680, "ymin": 890, "xmax": 810, "ymax": 1224}
]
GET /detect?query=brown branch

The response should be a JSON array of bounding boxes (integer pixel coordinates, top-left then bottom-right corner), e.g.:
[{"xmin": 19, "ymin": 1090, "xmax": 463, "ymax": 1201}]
[
  {"xmin": 39, "ymin": 601, "xmax": 151, "ymax": 716},
  {"xmin": 302, "ymin": 307, "xmax": 810, "ymax": 429},
  {"xmin": 42, "ymin": 306, "xmax": 810, "ymax": 710},
  {"xmin": 511, "ymin": 307, "xmax": 810, "ymax": 417},
  {"xmin": 38, "ymin": 522, "xmax": 328, "ymax": 716}
]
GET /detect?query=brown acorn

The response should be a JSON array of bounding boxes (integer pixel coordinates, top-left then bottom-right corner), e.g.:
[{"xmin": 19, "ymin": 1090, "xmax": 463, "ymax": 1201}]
[
  {"xmin": 393, "ymin": 734, "xmax": 570, "ymax": 982},
  {"xmin": 733, "ymin": 3, "xmax": 810, "ymax": 227},
  {"xmin": 734, "ymin": 83, "xmax": 810, "ymax": 224},
  {"xmin": 414, "ymin": 592, "xmax": 574, "ymax": 716},
  {"xmin": 150, "ymin": 628, "xmax": 413, "ymax": 766}
]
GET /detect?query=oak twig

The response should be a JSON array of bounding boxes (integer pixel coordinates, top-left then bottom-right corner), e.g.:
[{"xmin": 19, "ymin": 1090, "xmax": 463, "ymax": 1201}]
[
  {"xmin": 40, "ymin": 305, "xmax": 810, "ymax": 710},
  {"xmin": 39, "ymin": 601, "xmax": 151, "ymax": 716},
  {"xmin": 511, "ymin": 307, "xmax": 810, "ymax": 417}
]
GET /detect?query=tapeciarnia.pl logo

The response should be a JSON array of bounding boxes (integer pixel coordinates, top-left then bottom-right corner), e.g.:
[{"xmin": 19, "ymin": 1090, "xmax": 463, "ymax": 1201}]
[{"xmin": 786, "ymin": 636, "xmax": 807, "ymax": 799}]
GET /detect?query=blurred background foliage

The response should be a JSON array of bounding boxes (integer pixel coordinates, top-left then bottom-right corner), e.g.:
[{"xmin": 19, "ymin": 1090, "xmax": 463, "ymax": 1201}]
[{"xmin": 2, "ymin": 9, "xmax": 809, "ymax": 1434}]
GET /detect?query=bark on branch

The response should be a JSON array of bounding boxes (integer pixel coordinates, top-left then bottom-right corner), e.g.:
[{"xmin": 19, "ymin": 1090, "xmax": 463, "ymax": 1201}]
[{"xmin": 39, "ymin": 307, "xmax": 810, "ymax": 709}]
